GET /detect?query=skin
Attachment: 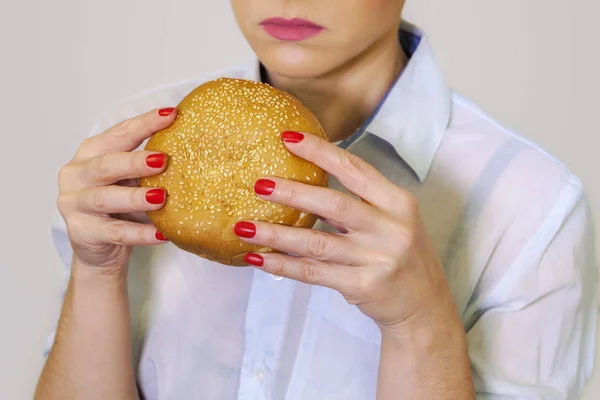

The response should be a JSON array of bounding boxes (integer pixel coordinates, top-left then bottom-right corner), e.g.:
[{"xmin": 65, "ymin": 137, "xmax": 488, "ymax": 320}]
[
  {"xmin": 35, "ymin": 0, "xmax": 476, "ymax": 399},
  {"xmin": 231, "ymin": 0, "xmax": 408, "ymax": 143}
]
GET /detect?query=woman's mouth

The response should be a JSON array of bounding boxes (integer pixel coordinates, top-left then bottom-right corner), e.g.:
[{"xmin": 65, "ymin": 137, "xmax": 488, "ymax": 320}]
[{"xmin": 260, "ymin": 17, "xmax": 324, "ymax": 41}]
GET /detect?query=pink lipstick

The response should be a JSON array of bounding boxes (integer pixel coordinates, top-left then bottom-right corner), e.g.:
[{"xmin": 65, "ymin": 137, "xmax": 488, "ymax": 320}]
[{"xmin": 260, "ymin": 17, "xmax": 324, "ymax": 41}]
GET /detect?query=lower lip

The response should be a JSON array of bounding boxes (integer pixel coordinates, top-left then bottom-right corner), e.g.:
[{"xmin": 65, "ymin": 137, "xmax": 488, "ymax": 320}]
[{"xmin": 261, "ymin": 24, "xmax": 323, "ymax": 41}]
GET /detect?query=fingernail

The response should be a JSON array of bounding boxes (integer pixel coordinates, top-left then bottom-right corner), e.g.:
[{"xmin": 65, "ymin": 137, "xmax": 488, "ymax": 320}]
[
  {"xmin": 254, "ymin": 179, "xmax": 276, "ymax": 195},
  {"xmin": 146, "ymin": 153, "xmax": 166, "ymax": 168},
  {"xmin": 282, "ymin": 131, "xmax": 304, "ymax": 143},
  {"xmin": 245, "ymin": 253, "xmax": 264, "ymax": 267},
  {"xmin": 158, "ymin": 107, "xmax": 176, "ymax": 116},
  {"xmin": 155, "ymin": 231, "xmax": 168, "ymax": 241},
  {"xmin": 234, "ymin": 221, "xmax": 256, "ymax": 238},
  {"xmin": 146, "ymin": 189, "xmax": 166, "ymax": 204}
]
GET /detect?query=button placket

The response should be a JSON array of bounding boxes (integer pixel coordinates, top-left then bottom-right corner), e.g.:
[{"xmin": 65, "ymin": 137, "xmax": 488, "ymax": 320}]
[{"xmin": 237, "ymin": 270, "xmax": 294, "ymax": 399}]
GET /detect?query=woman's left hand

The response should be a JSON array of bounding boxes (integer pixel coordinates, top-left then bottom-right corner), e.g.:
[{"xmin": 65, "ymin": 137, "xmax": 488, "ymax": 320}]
[{"xmin": 234, "ymin": 130, "xmax": 458, "ymax": 333}]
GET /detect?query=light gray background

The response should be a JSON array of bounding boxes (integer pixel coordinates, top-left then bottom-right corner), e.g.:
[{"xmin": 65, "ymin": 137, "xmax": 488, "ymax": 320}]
[{"xmin": 1, "ymin": 0, "xmax": 598, "ymax": 398}]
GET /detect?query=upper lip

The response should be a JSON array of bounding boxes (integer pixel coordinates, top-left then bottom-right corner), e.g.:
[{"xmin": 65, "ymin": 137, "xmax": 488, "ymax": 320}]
[{"xmin": 260, "ymin": 17, "xmax": 323, "ymax": 29}]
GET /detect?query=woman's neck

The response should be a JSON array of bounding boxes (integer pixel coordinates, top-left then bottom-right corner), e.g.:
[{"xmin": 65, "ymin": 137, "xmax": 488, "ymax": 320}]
[{"xmin": 265, "ymin": 24, "xmax": 407, "ymax": 143}]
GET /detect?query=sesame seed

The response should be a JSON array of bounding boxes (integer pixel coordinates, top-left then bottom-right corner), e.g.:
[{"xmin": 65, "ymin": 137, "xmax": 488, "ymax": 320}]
[{"xmin": 146, "ymin": 77, "xmax": 323, "ymax": 257}]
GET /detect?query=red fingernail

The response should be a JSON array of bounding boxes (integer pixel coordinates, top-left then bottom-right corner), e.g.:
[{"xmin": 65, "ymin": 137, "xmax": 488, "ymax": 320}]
[
  {"xmin": 146, "ymin": 189, "xmax": 166, "ymax": 204},
  {"xmin": 155, "ymin": 231, "xmax": 168, "ymax": 241},
  {"xmin": 254, "ymin": 179, "xmax": 276, "ymax": 195},
  {"xmin": 282, "ymin": 131, "xmax": 304, "ymax": 143},
  {"xmin": 245, "ymin": 253, "xmax": 264, "ymax": 267},
  {"xmin": 158, "ymin": 107, "xmax": 176, "ymax": 116},
  {"xmin": 146, "ymin": 153, "xmax": 166, "ymax": 168},
  {"xmin": 234, "ymin": 221, "xmax": 256, "ymax": 238}
]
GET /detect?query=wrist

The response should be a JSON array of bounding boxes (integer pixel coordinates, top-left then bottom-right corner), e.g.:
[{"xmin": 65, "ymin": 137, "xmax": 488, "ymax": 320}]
[
  {"xmin": 380, "ymin": 294, "xmax": 466, "ymax": 348},
  {"xmin": 378, "ymin": 307, "xmax": 475, "ymax": 400},
  {"xmin": 71, "ymin": 255, "xmax": 129, "ymax": 288},
  {"xmin": 381, "ymin": 313, "xmax": 466, "ymax": 354}
]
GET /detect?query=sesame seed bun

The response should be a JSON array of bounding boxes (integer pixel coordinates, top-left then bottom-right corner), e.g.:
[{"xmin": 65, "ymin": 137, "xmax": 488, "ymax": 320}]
[{"xmin": 139, "ymin": 78, "xmax": 329, "ymax": 266}]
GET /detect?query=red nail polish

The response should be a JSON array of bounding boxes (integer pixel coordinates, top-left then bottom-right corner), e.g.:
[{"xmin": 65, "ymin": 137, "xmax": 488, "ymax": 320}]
[
  {"xmin": 146, "ymin": 189, "xmax": 166, "ymax": 204},
  {"xmin": 155, "ymin": 231, "xmax": 168, "ymax": 241},
  {"xmin": 254, "ymin": 179, "xmax": 276, "ymax": 195},
  {"xmin": 245, "ymin": 253, "xmax": 264, "ymax": 267},
  {"xmin": 158, "ymin": 107, "xmax": 176, "ymax": 116},
  {"xmin": 146, "ymin": 153, "xmax": 166, "ymax": 168},
  {"xmin": 234, "ymin": 221, "xmax": 256, "ymax": 238},
  {"xmin": 282, "ymin": 131, "xmax": 304, "ymax": 143}
]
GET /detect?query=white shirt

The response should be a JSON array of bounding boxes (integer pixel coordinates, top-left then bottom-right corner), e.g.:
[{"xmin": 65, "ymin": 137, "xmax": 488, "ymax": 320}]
[{"xmin": 48, "ymin": 22, "xmax": 597, "ymax": 399}]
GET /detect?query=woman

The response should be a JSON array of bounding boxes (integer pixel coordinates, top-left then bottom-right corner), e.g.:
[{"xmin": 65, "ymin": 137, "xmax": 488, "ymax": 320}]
[{"xmin": 36, "ymin": 0, "xmax": 596, "ymax": 399}]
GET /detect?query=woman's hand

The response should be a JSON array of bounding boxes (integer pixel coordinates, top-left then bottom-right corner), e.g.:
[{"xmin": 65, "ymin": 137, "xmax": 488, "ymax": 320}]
[
  {"xmin": 56, "ymin": 107, "xmax": 177, "ymax": 271},
  {"xmin": 235, "ymin": 131, "xmax": 475, "ymax": 398},
  {"xmin": 234, "ymin": 130, "xmax": 458, "ymax": 333}
]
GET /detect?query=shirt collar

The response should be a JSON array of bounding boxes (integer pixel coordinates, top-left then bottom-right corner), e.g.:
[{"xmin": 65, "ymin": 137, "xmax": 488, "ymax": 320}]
[{"xmin": 241, "ymin": 21, "xmax": 451, "ymax": 182}]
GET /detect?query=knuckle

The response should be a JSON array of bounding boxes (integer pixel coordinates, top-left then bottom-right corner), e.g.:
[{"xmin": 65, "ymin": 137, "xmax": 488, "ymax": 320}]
[
  {"xmin": 306, "ymin": 231, "xmax": 333, "ymax": 260},
  {"xmin": 130, "ymin": 187, "xmax": 144, "ymax": 209},
  {"xmin": 271, "ymin": 257, "xmax": 286, "ymax": 277},
  {"xmin": 299, "ymin": 259, "xmax": 319, "ymax": 284},
  {"xmin": 395, "ymin": 225, "xmax": 416, "ymax": 251},
  {"xmin": 128, "ymin": 154, "xmax": 142, "ymax": 175},
  {"xmin": 57, "ymin": 163, "xmax": 74, "ymax": 188},
  {"xmin": 92, "ymin": 187, "xmax": 110, "ymax": 212},
  {"xmin": 281, "ymin": 184, "xmax": 301, "ymax": 205},
  {"xmin": 262, "ymin": 224, "xmax": 279, "ymax": 243},
  {"xmin": 65, "ymin": 214, "xmax": 85, "ymax": 238},
  {"xmin": 105, "ymin": 220, "xmax": 127, "ymax": 244},
  {"xmin": 136, "ymin": 226, "xmax": 147, "ymax": 244},
  {"xmin": 56, "ymin": 194, "xmax": 70, "ymax": 215},
  {"xmin": 112, "ymin": 118, "xmax": 136, "ymax": 138},
  {"xmin": 79, "ymin": 136, "xmax": 94, "ymax": 148},
  {"xmin": 356, "ymin": 272, "xmax": 382, "ymax": 299},
  {"xmin": 95, "ymin": 154, "xmax": 112, "ymax": 178},
  {"xmin": 399, "ymin": 190, "xmax": 419, "ymax": 215},
  {"xmin": 339, "ymin": 151, "xmax": 367, "ymax": 176},
  {"xmin": 313, "ymin": 135, "xmax": 328, "ymax": 153},
  {"xmin": 327, "ymin": 193, "xmax": 353, "ymax": 219},
  {"xmin": 77, "ymin": 137, "xmax": 95, "ymax": 153}
]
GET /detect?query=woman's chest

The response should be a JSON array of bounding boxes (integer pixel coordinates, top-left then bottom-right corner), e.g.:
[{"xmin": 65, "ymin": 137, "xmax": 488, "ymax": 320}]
[{"xmin": 131, "ymin": 247, "xmax": 383, "ymax": 400}]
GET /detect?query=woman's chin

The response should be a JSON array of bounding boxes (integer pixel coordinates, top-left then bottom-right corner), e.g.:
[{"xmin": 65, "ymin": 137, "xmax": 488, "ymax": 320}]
[{"xmin": 258, "ymin": 48, "xmax": 334, "ymax": 81}]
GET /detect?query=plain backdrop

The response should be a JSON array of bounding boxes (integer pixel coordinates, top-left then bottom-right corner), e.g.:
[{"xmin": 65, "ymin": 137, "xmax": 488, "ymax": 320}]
[{"xmin": 1, "ymin": 0, "xmax": 598, "ymax": 398}]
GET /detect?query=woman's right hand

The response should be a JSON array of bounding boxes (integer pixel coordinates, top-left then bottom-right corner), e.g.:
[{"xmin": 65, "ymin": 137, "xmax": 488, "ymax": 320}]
[{"xmin": 56, "ymin": 107, "xmax": 177, "ymax": 271}]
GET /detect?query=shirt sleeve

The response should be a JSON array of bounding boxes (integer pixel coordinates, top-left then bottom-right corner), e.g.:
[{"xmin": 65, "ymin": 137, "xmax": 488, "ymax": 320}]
[{"xmin": 467, "ymin": 179, "xmax": 598, "ymax": 399}]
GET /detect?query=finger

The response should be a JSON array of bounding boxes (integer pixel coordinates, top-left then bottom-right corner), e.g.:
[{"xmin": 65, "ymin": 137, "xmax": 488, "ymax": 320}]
[
  {"xmin": 242, "ymin": 252, "xmax": 355, "ymax": 292},
  {"xmin": 66, "ymin": 214, "xmax": 168, "ymax": 247},
  {"xmin": 113, "ymin": 178, "xmax": 155, "ymax": 221},
  {"xmin": 70, "ymin": 186, "xmax": 166, "ymax": 215},
  {"xmin": 74, "ymin": 107, "xmax": 177, "ymax": 161},
  {"xmin": 254, "ymin": 177, "xmax": 379, "ymax": 232},
  {"xmin": 111, "ymin": 178, "xmax": 155, "ymax": 221},
  {"xmin": 98, "ymin": 218, "xmax": 169, "ymax": 246},
  {"xmin": 234, "ymin": 220, "xmax": 371, "ymax": 266},
  {"xmin": 281, "ymin": 131, "xmax": 409, "ymax": 215},
  {"xmin": 76, "ymin": 151, "xmax": 167, "ymax": 188}
]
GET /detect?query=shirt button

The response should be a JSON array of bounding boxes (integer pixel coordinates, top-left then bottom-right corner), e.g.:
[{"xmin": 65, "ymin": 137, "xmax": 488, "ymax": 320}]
[
  {"xmin": 271, "ymin": 274, "xmax": 284, "ymax": 281},
  {"xmin": 255, "ymin": 368, "xmax": 266, "ymax": 382}
]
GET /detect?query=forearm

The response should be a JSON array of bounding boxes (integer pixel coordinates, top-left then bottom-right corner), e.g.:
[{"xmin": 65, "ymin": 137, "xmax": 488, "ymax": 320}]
[
  {"xmin": 35, "ymin": 257, "xmax": 138, "ymax": 400},
  {"xmin": 377, "ymin": 311, "xmax": 475, "ymax": 400}
]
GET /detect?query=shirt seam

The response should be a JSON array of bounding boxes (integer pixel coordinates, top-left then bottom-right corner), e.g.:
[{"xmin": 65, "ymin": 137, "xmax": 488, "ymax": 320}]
[
  {"xmin": 464, "ymin": 174, "xmax": 584, "ymax": 318},
  {"xmin": 452, "ymin": 93, "xmax": 577, "ymax": 181}
]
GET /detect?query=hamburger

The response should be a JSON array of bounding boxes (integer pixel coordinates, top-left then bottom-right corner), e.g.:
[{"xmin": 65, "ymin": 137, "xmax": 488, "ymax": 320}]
[{"xmin": 140, "ymin": 78, "xmax": 329, "ymax": 266}]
